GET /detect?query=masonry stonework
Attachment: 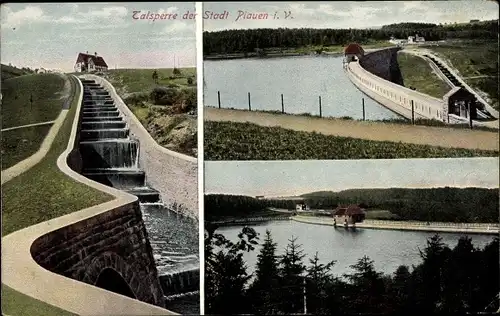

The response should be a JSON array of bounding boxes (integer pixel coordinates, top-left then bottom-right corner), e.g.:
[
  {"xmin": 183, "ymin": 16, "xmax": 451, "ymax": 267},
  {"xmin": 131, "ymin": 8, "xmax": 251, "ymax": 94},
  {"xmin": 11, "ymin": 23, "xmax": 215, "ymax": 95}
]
[
  {"xmin": 30, "ymin": 202, "xmax": 166, "ymax": 308},
  {"xmin": 359, "ymin": 47, "xmax": 403, "ymax": 85}
]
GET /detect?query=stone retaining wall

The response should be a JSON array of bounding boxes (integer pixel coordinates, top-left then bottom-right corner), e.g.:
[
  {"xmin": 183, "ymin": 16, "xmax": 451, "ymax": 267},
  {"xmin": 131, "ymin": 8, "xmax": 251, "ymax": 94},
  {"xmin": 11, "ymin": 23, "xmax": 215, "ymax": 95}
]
[
  {"xmin": 30, "ymin": 203, "xmax": 165, "ymax": 307},
  {"xmin": 80, "ymin": 74, "xmax": 198, "ymax": 218},
  {"xmin": 359, "ymin": 47, "xmax": 403, "ymax": 85}
]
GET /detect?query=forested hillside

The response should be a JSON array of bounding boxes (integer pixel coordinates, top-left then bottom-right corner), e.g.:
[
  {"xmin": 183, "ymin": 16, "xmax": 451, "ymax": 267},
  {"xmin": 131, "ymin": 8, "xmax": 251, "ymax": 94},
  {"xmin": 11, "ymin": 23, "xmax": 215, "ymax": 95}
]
[
  {"xmin": 203, "ymin": 20, "xmax": 498, "ymax": 55},
  {"xmin": 205, "ymin": 187, "xmax": 499, "ymax": 223}
]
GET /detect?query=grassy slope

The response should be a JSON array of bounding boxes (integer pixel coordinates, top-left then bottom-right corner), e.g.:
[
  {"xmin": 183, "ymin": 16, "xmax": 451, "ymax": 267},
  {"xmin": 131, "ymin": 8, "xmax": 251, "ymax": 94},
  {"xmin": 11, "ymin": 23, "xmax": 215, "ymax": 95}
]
[
  {"xmin": 2, "ymin": 75, "xmax": 113, "ymax": 236},
  {"xmin": 1, "ymin": 73, "xmax": 67, "ymax": 128},
  {"xmin": 397, "ymin": 52, "xmax": 451, "ymax": 98},
  {"xmin": 1, "ymin": 124, "xmax": 52, "ymax": 170},
  {"xmin": 365, "ymin": 210, "xmax": 399, "ymax": 220},
  {"xmin": 204, "ymin": 121, "xmax": 498, "ymax": 160},
  {"xmin": 106, "ymin": 68, "xmax": 196, "ymax": 93},
  {"xmin": 423, "ymin": 40, "xmax": 499, "ymax": 110},
  {"xmin": 103, "ymin": 68, "xmax": 197, "ymax": 157},
  {"xmin": 2, "ymin": 285, "xmax": 77, "ymax": 316},
  {"xmin": 1, "ymin": 63, "xmax": 34, "ymax": 80},
  {"xmin": 2, "ymin": 75, "xmax": 112, "ymax": 315}
]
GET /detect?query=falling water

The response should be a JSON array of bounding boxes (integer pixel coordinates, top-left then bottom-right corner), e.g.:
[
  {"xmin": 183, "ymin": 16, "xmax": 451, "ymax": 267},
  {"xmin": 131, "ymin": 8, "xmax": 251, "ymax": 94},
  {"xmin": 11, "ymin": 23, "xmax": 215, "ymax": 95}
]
[
  {"xmin": 80, "ymin": 140, "xmax": 140, "ymax": 169},
  {"xmin": 78, "ymin": 79, "xmax": 199, "ymax": 314}
]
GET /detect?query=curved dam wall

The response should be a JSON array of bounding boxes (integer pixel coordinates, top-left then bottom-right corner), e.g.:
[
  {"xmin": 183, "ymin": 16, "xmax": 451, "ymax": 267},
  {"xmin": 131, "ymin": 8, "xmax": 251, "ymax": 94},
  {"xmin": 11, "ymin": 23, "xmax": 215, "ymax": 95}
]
[
  {"xmin": 3, "ymin": 76, "xmax": 175, "ymax": 315},
  {"xmin": 359, "ymin": 47, "xmax": 404, "ymax": 85},
  {"xmin": 80, "ymin": 74, "xmax": 198, "ymax": 218},
  {"xmin": 347, "ymin": 48, "xmax": 445, "ymax": 121}
]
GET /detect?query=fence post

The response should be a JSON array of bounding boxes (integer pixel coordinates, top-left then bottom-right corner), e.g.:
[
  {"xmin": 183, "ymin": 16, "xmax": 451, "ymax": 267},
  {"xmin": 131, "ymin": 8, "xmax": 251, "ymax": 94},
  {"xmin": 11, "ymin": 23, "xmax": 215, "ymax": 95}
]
[
  {"xmin": 362, "ymin": 97, "xmax": 365, "ymax": 121},
  {"xmin": 281, "ymin": 93, "xmax": 284, "ymax": 114},
  {"xmin": 248, "ymin": 92, "xmax": 251, "ymax": 111},
  {"xmin": 217, "ymin": 91, "xmax": 221, "ymax": 109},
  {"xmin": 319, "ymin": 96, "xmax": 322, "ymax": 118},
  {"xmin": 411, "ymin": 100, "xmax": 415, "ymax": 125}
]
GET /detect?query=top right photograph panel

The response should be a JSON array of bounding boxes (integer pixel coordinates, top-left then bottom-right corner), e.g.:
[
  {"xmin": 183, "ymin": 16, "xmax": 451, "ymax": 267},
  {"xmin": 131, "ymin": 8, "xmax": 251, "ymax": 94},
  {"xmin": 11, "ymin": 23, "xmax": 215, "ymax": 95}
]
[{"xmin": 203, "ymin": 1, "xmax": 499, "ymax": 161}]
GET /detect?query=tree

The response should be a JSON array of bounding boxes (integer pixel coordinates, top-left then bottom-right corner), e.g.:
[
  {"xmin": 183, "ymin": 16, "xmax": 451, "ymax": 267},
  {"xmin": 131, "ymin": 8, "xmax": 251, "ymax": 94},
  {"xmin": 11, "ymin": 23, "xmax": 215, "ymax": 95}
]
[
  {"xmin": 306, "ymin": 252, "xmax": 336, "ymax": 314},
  {"xmin": 343, "ymin": 255, "xmax": 386, "ymax": 314},
  {"xmin": 278, "ymin": 236, "xmax": 306, "ymax": 314},
  {"xmin": 417, "ymin": 234, "xmax": 451, "ymax": 313},
  {"xmin": 173, "ymin": 67, "xmax": 181, "ymax": 75},
  {"xmin": 248, "ymin": 230, "xmax": 280, "ymax": 314},
  {"xmin": 388, "ymin": 265, "xmax": 413, "ymax": 313},
  {"xmin": 205, "ymin": 226, "xmax": 259, "ymax": 314},
  {"xmin": 187, "ymin": 77, "xmax": 193, "ymax": 85}
]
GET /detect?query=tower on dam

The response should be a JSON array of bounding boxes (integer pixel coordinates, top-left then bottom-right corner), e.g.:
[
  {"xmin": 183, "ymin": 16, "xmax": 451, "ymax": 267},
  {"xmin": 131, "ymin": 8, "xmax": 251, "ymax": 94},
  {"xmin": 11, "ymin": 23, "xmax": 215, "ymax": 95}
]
[{"xmin": 344, "ymin": 43, "xmax": 365, "ymax": 63}]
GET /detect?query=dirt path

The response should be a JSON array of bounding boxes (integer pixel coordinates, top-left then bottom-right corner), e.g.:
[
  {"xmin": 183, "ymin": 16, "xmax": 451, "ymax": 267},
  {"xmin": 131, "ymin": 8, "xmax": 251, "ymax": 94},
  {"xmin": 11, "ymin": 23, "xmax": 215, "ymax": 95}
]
[
  {"xmin": 1, "ymin": 120, "xmax": 55, "ymax": 132},
  {"xmin": 1, "ymin": 75, "xmax": 74, "ymax": 184},
  {"xmin": 204, "ymin": 108, "xmax": 499, "ymax": 151},
  {"xmin": 1, "ymin": 110, "xmax": 68, "ymax": 184}
]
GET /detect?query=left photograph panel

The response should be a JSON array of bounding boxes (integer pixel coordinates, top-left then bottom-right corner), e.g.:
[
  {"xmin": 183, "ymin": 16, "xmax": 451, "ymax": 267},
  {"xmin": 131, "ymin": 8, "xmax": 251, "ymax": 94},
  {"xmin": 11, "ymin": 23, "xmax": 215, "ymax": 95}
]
[{"xmin": 1, "ymin": 2, "xmax": 199, "ymax": 315}]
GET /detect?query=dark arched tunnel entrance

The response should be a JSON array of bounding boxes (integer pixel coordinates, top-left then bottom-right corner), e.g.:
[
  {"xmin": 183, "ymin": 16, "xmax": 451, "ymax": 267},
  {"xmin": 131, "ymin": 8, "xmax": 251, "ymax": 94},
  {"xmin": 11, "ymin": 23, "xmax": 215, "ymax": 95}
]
[{"xmin": 95, "ymin": 268, "xmax": 137, "ymax": 299}]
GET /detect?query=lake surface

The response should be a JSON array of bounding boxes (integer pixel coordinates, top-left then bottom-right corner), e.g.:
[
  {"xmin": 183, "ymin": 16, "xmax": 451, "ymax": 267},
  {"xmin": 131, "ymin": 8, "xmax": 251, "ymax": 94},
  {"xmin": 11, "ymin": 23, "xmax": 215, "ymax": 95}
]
[
  {"xmin": 141, "ymin": 204, "xmax": 199, "ymax": 275},
  {"xmin": 217, "ymin": 220, "xmax": 496, "ymax": 278},
  {"xmin": 204, "ymin": 55, "xmax": 400, "ymax": 120}
]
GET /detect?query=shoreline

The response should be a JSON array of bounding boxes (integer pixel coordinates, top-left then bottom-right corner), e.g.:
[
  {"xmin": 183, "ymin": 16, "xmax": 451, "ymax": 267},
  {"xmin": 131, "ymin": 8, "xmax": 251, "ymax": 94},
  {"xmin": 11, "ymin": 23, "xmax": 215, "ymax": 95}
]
[
  {"xmin": 203, "ymin": 46, "xmax": 397, "ymax": 61},
  {"xmin": 210, "ymin": 215, "xmax": 499, "ymax": 235},
  {"xmin": 209, "ymin": 216, "xmax": 292, "ymax": 226},
  {"xmin": 292, "ymin": 216, "xmax": 499, "ymax": 235}
]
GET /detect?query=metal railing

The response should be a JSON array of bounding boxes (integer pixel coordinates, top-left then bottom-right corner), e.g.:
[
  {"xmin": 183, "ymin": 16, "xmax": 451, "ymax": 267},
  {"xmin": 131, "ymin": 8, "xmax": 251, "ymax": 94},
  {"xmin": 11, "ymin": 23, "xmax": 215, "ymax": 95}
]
[{"xmin": 362, "ymin": 219, "xmax": 499, "ymax": 229}]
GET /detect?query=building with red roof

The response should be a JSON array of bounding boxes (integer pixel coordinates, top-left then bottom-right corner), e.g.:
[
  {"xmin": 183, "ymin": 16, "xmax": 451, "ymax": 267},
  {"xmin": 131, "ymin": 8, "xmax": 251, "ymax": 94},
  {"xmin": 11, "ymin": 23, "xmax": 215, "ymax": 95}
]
[
  {"xmin": 333, "ymin": 204, "xmax": 366, "ymax": 226},
  {"xmin": 344, "ymin": 43, "xmax": 365, "ymax": 62},
  {"xmin": 74, "ymin": 51, "xmax": 108, "ymax": 73}
]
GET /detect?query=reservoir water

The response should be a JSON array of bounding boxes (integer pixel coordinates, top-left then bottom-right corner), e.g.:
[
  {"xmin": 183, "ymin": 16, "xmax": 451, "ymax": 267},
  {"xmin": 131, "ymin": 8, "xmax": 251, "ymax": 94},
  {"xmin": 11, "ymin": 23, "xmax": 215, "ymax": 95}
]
[
  {"xmin": 204, "ymin": 55, "xmax": 400, "ymax": 120},
  {"xmin": 216, "ymin": 220, "xmax": 496, "ymax": 278}
]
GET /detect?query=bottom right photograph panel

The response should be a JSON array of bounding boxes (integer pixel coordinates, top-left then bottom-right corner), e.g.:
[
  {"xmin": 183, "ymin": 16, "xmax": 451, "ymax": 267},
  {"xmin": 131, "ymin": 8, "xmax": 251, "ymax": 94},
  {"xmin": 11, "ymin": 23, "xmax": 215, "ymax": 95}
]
[{"xmin": 204, "ymin": 158, "xmax": 499, "ymax": 315}]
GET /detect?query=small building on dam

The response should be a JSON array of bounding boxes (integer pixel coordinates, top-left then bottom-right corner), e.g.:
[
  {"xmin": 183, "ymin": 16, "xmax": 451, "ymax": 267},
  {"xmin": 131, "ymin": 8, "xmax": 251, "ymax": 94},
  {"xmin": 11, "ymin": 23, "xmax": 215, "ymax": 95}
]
[{"xmin": 344, "ymin": 43, "xmax": 365, "ymax": 62}]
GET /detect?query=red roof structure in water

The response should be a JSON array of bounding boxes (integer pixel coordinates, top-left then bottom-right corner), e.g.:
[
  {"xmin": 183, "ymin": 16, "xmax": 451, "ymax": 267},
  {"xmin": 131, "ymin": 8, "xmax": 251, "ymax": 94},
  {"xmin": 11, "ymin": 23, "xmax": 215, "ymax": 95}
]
[{"xmin": 344, "ymin": 43, "xmax": 365, "ymax": 56}]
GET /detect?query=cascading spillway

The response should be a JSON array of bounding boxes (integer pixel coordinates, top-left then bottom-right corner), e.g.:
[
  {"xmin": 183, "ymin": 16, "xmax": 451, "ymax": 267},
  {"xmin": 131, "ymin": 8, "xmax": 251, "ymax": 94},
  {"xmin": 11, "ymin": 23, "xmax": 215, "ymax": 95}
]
[{"xmin": 78, "ymin": 79, "xmax": 161, "ymax": 203}]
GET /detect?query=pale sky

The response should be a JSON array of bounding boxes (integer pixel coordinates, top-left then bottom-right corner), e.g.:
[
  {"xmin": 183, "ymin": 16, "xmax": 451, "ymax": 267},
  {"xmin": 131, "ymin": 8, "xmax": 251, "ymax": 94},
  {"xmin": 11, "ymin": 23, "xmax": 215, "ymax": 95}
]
[
  {"xmin": 203, "ymin": 1, "xmax": 499, "ymax": 31},
  {"xmin": 1, "ymin": 2, "xmax": 196, "ymax": 72},
  {"xmin": 205, "ymin": 158, "xmax": 500, "ymax": 197}
]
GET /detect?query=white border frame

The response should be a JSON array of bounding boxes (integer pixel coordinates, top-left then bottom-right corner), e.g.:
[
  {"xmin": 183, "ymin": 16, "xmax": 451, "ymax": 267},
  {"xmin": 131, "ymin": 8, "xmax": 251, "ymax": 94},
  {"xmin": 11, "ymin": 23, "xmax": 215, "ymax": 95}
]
[{"xmin": 196, "ymin": 1, "xmax": 205, "ymax": 314}]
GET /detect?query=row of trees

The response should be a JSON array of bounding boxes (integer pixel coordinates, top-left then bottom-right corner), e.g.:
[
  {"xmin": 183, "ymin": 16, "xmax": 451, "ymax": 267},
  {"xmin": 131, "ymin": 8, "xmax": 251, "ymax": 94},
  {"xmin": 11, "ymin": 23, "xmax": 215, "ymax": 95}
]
[
  {"xmin": 206, "ymin": 227, "xmax": 499, "ymax": 314},
  {"xmin": 205, "ymin": 187, "xmax": 500, "ymax": 223},
  {"xmin": 203, "ymin": 20, "xmax": 498, "ymax": 55}
]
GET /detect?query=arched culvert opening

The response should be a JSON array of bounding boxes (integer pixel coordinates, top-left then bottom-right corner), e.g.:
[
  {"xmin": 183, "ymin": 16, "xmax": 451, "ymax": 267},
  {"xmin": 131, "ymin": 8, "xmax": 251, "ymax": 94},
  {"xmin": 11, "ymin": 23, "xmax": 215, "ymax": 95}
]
[{"xmin": 95, "ymin": 267, "xmax": 137, "ymax": 299}]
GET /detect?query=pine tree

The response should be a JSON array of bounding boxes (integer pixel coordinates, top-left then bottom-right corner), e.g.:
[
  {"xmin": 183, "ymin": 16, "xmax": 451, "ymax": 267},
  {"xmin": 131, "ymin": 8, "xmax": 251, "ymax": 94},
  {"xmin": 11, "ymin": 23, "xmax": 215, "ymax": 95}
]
[
  {"xmin": 205, "ymin": 227, "xmax": 259, "ymax": 314},
  {"xmin": 306, "ymin": 252, "xmax": 336, "ymax": 314},
  {"xmin": 278, "ymin": 236, "xmax": 306, "ymax": 314},
  {"xmin": 388, "ymin": 265, "xmax": 413, "ymax": 313},
  {"xmin": 249, "ymin": 230, "xmax": 280, "ymax": 314},
  {"xmin": 417, "ymin": 234, "xmax": 450, "ymax": 313},
  {"xmin": 344, "ymin": 255, "xmax": 386, "ymax": 314}
]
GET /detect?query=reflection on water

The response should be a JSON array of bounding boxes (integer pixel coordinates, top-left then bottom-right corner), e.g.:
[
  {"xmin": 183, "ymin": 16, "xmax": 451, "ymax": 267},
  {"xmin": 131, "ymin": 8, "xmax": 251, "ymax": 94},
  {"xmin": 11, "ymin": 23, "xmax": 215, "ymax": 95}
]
[
  {"xmin": 204, "ymin": 55, "xmax": 400, "ymax": 120},
  {"xmin": 217, "ymin": 220, "xmax": 495, "ymax": 278},
  {"xmin": 140, "ymin": 204, "xmax": 199, "ymax": 275}
]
